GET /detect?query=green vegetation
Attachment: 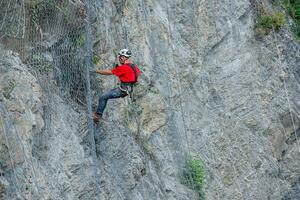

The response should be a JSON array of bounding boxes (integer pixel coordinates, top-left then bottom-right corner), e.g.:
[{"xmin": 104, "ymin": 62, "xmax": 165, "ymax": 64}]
[
  {"xmin": 30, "ymin": 0, "xmax": 70, "ymax": 29},
  {"xmin": 280, "ymin": 0, "xmax": 300, "ymax": 40},
  {"xmin": 30, "ymin": 54, "xmax": 54, "ymax": 71},
  {"xmin": 54, "ymin": 0, "xmax": 71, "ymax": 22},
  {"xmin": 183, "ymin": 156, "xmax": 205, "ymax": 199},
  {"xmin": 147, "ymin": 87, "xmax": 159, "ymax": 95},
  {"xmin": 24, "ymin": 184, "xmax": 32, "ymax": 192},
  {"xmin": 256, "ymin": 12, "xmax": 285, "ymax": 35},
  {"xmin": 3, "ymin": 80, "xmax": 16, "ymax": 99},
  {"xmin": 30, "ymin": 0, "xmax": 56, "ymax": 28},
  {"xmin": 93, "ymin": 52, "xmax": 101, "ymax": 65},
  {"xmin": 70, "ymin": 33, "xmax": 85, "ymax": 48}
]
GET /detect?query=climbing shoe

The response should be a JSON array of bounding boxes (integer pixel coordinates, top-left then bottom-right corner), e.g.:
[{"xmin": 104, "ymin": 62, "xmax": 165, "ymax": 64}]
[{"xmin": 93, "ymin": 112, "xmax": 101, "ymax": 123}]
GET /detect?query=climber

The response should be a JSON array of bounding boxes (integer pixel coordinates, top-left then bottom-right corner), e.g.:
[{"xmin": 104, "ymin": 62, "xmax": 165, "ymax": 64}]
[{"xmin": 92, "ymin": 49, "xmax": 141, "ymax": 123}]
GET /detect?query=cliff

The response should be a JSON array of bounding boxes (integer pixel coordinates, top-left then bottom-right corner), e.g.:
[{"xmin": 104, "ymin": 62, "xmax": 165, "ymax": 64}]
[{"xmin": 0, "ymin": 0, "xmax": 300, "ymax": 199}]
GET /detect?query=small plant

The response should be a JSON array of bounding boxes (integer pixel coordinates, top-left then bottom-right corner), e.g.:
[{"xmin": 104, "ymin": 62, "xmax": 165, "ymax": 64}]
[
  {"xmin": 3, "ymin": 80, "xmax": 16, "ymax": 99},
  {"xmin": 280, "ymin": 0, "xmax": 300, "ymax": 41},
  {"xmin": 30, "ymin": 54, "xmax": 54, "ymax": 71},
  {"xmin": 70, "ymin": 34, "xmax": 85, "ymax": 48},
  {"xmin": 25, "ymin": 184, "xmax": 32, "ymax": 191},
  {"xmin": 183, "ymin": 156, "xmax": 205, "ymax": 199},
  {"xmin": 30, "ymin": 0, "xmax": 71, "ymax": 29},
  {"xmin": 280, "ymin": 0, "xmax": 300, "ymax": 18},
  {"xmin": 148, "ymin": 87, "xmax": 159, "ymax": 95},
  {"xmin": 93, "ymin": 52, "xmax": 101, "ymax": 65},
  {"xmin": 256, "ymin": 12, "xmax": 286, "ymax": 35},
  {"xmin": 30, "ymin": 0, "xmax": 56, "ymax": 28},
  {"xmin": 55, "ymin": 1, "xmax": 71, "ymax": 23}
]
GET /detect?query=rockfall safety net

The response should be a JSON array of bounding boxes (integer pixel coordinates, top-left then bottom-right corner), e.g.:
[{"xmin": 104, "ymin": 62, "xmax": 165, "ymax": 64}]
[
  {"xmin": 1, "ymin": 0, "xmax": 299, "ymax": 199},
  {"xmin": 0, "ymin": 0, "xmax": 102, "ymax": 199},
  {"xmin": 0, "ymin": 0, "xmax": 206, "ymax": 199}
]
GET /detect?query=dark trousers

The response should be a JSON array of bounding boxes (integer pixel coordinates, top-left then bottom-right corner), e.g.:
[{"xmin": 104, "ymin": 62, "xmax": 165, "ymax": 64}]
[{"xmin": 96, "ymin": 87, "xmax": 127, "ymax": 116}]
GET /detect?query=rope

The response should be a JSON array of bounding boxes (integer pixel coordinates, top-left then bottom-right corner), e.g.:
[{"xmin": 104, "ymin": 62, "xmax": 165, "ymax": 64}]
[
  {"xmin": 121, "ymin": 17, "xmax": 130, "ymax": 49},
  {"xmin": 163, "ymin": 0, "xmax": 211, "ymax": 196},
  {"xmin": 272, "ymin": 26, "xmax": 300, "ymax": 151},
  {"xmin": 164, "ymin": 0, "xmax": 191, "ymax": 157},
  {"xmin": 83, "ymin": 0, "xmax": 101, "ymax": 199},
  {"xmin": 0, "ymin": 0, "xmax": 11, "ymax": 32},
  {"xmin": 21, "ymin": 0, "xmax": 26, "ymax": 38}
]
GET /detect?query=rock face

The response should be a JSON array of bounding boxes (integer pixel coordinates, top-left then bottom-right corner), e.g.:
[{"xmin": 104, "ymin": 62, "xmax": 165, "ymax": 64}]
[{"xmin": 0, "ymin": 0, "xmax": 300, "ymax": 200}]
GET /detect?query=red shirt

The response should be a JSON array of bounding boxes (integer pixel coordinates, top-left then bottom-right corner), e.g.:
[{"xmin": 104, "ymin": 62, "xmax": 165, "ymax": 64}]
[{"xmin": 111, "ymin": 64, "xmax": 141, "ymax": 83}]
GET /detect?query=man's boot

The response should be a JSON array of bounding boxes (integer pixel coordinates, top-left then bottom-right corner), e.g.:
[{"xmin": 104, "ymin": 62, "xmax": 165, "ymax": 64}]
[{"xmin": 93, "ymin": 112, "xmax": 101, "ymax": 123}]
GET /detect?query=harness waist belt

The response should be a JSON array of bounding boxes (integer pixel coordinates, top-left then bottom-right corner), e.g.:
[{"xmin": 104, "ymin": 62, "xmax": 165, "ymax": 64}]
[{"xmin": 119, "ymin": 82, "xmax": 135, "ymax": 94}]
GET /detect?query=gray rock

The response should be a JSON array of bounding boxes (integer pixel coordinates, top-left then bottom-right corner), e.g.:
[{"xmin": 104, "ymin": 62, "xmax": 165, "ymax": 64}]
[{"xmin": 1, "ymin": 0, "xmax": 300, "ymax": 200}]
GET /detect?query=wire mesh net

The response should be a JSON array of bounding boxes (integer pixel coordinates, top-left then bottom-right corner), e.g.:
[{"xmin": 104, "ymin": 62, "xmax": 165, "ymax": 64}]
[
  {"xmin": 0, "ymin": 0, "xmax": 101, "ymax": 199},
  {"xmin": 0, "ymin": 0, "xmax": 205, "ymax": 199},
  {"xmin": 1, "ymin": 0, "xmax": 300, "ymax": 200}
]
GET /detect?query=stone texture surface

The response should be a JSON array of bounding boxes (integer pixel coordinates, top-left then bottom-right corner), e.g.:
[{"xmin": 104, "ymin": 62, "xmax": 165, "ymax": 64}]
[{"xmin": 0, "ymin": 0, "xmax": 300, "ymax": 200}]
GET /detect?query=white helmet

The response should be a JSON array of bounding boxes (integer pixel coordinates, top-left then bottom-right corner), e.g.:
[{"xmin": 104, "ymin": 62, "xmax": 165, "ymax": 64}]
[{"xmin": 118, "ymin": 49, "xmax": 131, "ymax": 57}]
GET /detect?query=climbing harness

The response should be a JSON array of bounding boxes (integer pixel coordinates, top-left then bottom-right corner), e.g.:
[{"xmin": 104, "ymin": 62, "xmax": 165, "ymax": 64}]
[
  {"xmin": 119, "ymin": 82, "xmax": 134, "ymax": 94},
  {"xmin": 119, "ymin": 63, "xmax": 139, "ymax": 101}
]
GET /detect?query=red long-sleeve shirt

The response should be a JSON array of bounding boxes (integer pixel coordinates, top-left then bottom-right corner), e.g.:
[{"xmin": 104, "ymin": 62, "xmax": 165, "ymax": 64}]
[{"xmin": 111, "ymin": 64, "xmax": 141, "ymax": 83}]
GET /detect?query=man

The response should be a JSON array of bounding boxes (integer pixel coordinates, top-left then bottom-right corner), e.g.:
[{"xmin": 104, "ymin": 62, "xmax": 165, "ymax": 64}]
[{"xmin": 93, "ymin": 49, "xmax": 141, "ymax": 123}]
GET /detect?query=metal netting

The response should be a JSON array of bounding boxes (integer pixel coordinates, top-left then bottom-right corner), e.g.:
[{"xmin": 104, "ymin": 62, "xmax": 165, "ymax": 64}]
[
  {"xmin": 1, "ymin": 0, "xmax": 101, "ymax": 199},
  {"xmin": 0, "ymin": 0, "xmax": 206, "ymax": 199},
  {"xmin": 1, "ymin": 0, "xmax": 300, "ymax": 199}
]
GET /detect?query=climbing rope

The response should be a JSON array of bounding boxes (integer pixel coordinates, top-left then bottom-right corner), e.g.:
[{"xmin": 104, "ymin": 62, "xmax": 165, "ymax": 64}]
[
  {"xmin": 83, "ymin": 0, "xmax": 101, "ymax": 199},
  {"xmin": 164, "ymin": 0, "xmax": 192, "ymax": 158},
  {"xmin": 219, "ymin": 1, "xmax": 244, "ymax": 198},
  {"xmin": 121, "ymin": 17, "xmax": 130, "ymax": 49},
  {"xmin": 163, "ymin": 0, "xmax": 213, "ymax": 195},
  {"xmin": 272, "ymin": 25, "xmax": 300, "ymax": 151}
]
